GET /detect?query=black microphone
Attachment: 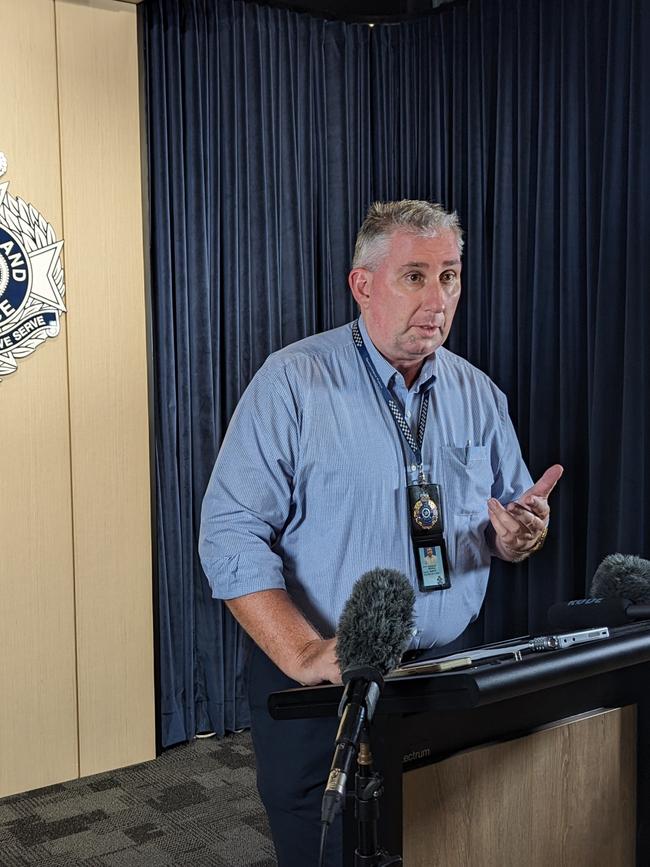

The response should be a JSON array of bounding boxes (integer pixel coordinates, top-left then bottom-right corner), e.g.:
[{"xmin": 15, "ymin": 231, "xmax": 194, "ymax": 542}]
[
  {"xmin": 547, "ymin": 596, "xmax": 650, "ymax": 629},
  {"xmin": 547, "ymin": 554, "xmax": 650, "ymax": 629},
  {"xmin": 320, "ymin": 568, "xmax": 415, "ymax": 826}
]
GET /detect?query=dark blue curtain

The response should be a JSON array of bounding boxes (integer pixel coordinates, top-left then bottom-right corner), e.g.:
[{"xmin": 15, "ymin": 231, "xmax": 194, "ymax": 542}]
[{"xmin": 144, "ymin": 0, "xmax": 650, "ymax": 746}]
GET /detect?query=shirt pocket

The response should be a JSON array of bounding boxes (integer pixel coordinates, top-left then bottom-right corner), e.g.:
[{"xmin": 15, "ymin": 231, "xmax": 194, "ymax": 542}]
[{"xmin": 439, "ymin": 445, "xmax": 493, "ymax": 516}]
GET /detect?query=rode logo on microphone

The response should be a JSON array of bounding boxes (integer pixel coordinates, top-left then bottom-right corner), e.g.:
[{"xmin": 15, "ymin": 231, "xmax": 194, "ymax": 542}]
[{"xmin": 568, "ymin": 598, "xmax": 604, "ymax": 606}]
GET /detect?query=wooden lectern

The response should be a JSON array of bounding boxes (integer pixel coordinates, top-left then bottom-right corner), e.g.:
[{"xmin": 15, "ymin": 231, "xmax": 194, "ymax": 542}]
[{"xmin": 269, "ymin": 623, "xmax": 650, "ymax": 866}]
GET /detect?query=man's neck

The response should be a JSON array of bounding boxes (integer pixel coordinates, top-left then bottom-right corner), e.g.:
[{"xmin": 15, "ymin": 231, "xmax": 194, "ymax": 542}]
[{"xmin": 397, "ymin": 362, "xmax": 425, "ymax": 390}]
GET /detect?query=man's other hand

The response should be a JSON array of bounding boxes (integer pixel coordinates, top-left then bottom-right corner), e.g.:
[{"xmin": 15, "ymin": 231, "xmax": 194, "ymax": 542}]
[{"xmin": 488, "ymin": 464, "xmax": 564, "ymax": 561}]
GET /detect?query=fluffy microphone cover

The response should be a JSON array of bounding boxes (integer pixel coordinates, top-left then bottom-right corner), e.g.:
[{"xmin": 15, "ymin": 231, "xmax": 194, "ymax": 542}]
[
  {"xmin": 590, "ymin": 553, "xmax": 650, "ymax": 604},
  {"xmin": 336, "ymin": 568, "xmax": 415, "ymax": 675}
]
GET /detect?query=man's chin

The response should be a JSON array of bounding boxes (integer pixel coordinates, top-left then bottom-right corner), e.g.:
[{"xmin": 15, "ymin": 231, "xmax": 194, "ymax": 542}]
[{"xmin": 406, "ymin": 331, "xmax": 444, "ymax": 356}]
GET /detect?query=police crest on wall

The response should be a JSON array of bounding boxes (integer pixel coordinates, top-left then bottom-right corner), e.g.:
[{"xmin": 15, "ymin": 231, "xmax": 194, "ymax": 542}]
[{"xmin": 0, "ymin": 152, "xmax": 66, "ymax": 382}]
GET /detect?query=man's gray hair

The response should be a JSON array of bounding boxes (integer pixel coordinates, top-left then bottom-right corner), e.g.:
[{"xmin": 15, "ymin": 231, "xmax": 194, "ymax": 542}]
[{"xmin": 352, "ymin": 200, "xmax": 464, "ymax": 270}]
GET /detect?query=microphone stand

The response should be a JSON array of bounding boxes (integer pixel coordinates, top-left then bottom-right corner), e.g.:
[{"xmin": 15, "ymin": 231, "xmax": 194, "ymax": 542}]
[{"xmin": 353, "ymin": 729, "xmax": 402, "ymax": 866}]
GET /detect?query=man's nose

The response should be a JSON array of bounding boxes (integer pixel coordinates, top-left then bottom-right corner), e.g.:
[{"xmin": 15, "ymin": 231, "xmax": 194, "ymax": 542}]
[{"xmin": 422, "ymin": 281, "xmax": 445, "ymax": 313}]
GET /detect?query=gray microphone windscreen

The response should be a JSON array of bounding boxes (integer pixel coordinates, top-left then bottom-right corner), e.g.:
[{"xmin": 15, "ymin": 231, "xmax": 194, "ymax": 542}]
[
  {"xmin": 590, "ymin": 553, "xmax": 650, "ymax": 605},
  {"xmin": 336, "ymin": 568, "xmax": 415, "ymax": 675}
]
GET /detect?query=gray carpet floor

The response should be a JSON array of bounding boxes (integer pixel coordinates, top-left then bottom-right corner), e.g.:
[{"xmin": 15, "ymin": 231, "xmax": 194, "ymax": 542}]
[{"xmin": 0, "ymin": 732, "xmax": 277, "ymax": 867}]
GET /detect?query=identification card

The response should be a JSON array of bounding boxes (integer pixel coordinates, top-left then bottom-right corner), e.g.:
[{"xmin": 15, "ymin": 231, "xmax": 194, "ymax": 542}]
[{"xmin": 413, "ymin": 539, "xmax": 451, "ymax": 592}]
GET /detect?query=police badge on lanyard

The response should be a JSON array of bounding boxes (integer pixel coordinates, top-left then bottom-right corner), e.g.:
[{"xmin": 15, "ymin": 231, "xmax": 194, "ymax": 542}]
[{"xmin": 408, "ymin": 482, "xmax": 451, "ymax": 592}]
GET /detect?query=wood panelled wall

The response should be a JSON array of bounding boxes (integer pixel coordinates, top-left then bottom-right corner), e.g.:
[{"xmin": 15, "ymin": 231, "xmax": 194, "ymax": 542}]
[{"xmin": 0, "ymin": 0, "xmax": 153, "ymax": 798}]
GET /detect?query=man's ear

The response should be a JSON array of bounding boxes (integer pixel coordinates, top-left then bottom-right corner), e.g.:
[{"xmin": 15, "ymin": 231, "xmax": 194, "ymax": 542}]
[{"xmin": 348, "ymin": 268, "xmax": 372, "ymax": 309}]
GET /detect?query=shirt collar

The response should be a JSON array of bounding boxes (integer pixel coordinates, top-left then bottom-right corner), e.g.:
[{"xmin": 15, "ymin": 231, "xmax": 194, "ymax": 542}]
[{"xmin": 357, "ymin": 316, "xmax": 437, "ymax": 394}]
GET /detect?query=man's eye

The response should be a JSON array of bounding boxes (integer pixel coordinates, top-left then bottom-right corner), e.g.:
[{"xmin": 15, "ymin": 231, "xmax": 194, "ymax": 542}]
[
  {"xmin": 406, "ymin": 272, "xmax": 424, "ymax": 283},
  {"xmin": 441, "ymin": 271, "xmax": 457, "ymax": 283}
]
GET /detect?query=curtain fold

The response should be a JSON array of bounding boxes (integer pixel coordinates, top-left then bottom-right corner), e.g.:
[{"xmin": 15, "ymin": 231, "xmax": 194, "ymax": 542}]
[{"xmin": 144, "ymin": 0, "xmax": 650, "ymax": 746}]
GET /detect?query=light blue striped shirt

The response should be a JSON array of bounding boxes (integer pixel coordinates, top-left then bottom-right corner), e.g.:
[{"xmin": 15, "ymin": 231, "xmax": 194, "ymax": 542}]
[{"xmin": 199, "ymin": 319, "xmax": 532, "ymax": 649}]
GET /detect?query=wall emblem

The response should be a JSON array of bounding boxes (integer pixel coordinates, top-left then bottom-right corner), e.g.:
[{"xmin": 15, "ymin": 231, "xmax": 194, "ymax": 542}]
[{"xmin": 0, "ymin": 152, "xmax": 66, "ymax": 381}]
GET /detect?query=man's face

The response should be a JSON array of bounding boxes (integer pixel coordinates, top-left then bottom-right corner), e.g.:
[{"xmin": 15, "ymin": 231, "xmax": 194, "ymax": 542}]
[{"xmin": 349, "ymin": 229, "xmax": 462, "ymax": 377}]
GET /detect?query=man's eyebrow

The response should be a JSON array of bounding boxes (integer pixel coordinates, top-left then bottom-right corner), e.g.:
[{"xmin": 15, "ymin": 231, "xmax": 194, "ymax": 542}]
[{"xmin": 399, "ymin": 260, "xmax": 461, "ymax": 268}]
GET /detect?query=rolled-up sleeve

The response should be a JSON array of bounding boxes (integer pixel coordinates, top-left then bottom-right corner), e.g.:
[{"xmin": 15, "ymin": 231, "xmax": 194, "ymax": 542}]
[{"xmin": 199, "ymin": 364, "xmax": 299, "ymax": 599}]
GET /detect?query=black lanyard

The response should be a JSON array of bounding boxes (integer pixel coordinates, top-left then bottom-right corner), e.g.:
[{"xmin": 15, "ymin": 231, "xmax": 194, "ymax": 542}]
[{"xmin": 352, "ymin": 320, "xmax": 430, "ymax": 481}]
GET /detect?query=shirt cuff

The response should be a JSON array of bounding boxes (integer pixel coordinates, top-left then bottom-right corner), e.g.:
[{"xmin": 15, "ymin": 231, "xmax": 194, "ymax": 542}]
[{"xmin": 202, "ymin": 551, "xmax": 287, "ymax": 599}]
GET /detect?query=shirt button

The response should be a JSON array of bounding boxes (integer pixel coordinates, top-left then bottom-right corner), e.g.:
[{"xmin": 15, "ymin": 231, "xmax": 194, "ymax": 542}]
[{"xmin": 405, "ymin": 410, "xmax": 411, "ymax": 418}]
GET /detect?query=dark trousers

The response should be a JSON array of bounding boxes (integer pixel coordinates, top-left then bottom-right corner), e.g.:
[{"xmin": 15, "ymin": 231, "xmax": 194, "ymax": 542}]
[{"xmin": 247, "ymin": 643, "xmax": 343, "ymax": 867}]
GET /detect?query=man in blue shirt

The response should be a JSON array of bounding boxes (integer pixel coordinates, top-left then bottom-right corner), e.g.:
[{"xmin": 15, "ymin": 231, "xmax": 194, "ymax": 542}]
[{"xmin": 199, "ymin": 200, "xmax": 562, "ymax": 866}]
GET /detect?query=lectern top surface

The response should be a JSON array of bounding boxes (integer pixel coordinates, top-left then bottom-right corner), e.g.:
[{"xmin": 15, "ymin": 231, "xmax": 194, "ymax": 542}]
[{"xmin": 268, "ymin": 622, "xmax": 650, "ymax": 720}]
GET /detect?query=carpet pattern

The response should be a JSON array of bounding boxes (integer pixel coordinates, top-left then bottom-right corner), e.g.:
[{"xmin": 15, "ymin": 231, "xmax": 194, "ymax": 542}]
[{"xmin": 0, "ymin": 732, "xmax": 276, "ymax": 867}]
